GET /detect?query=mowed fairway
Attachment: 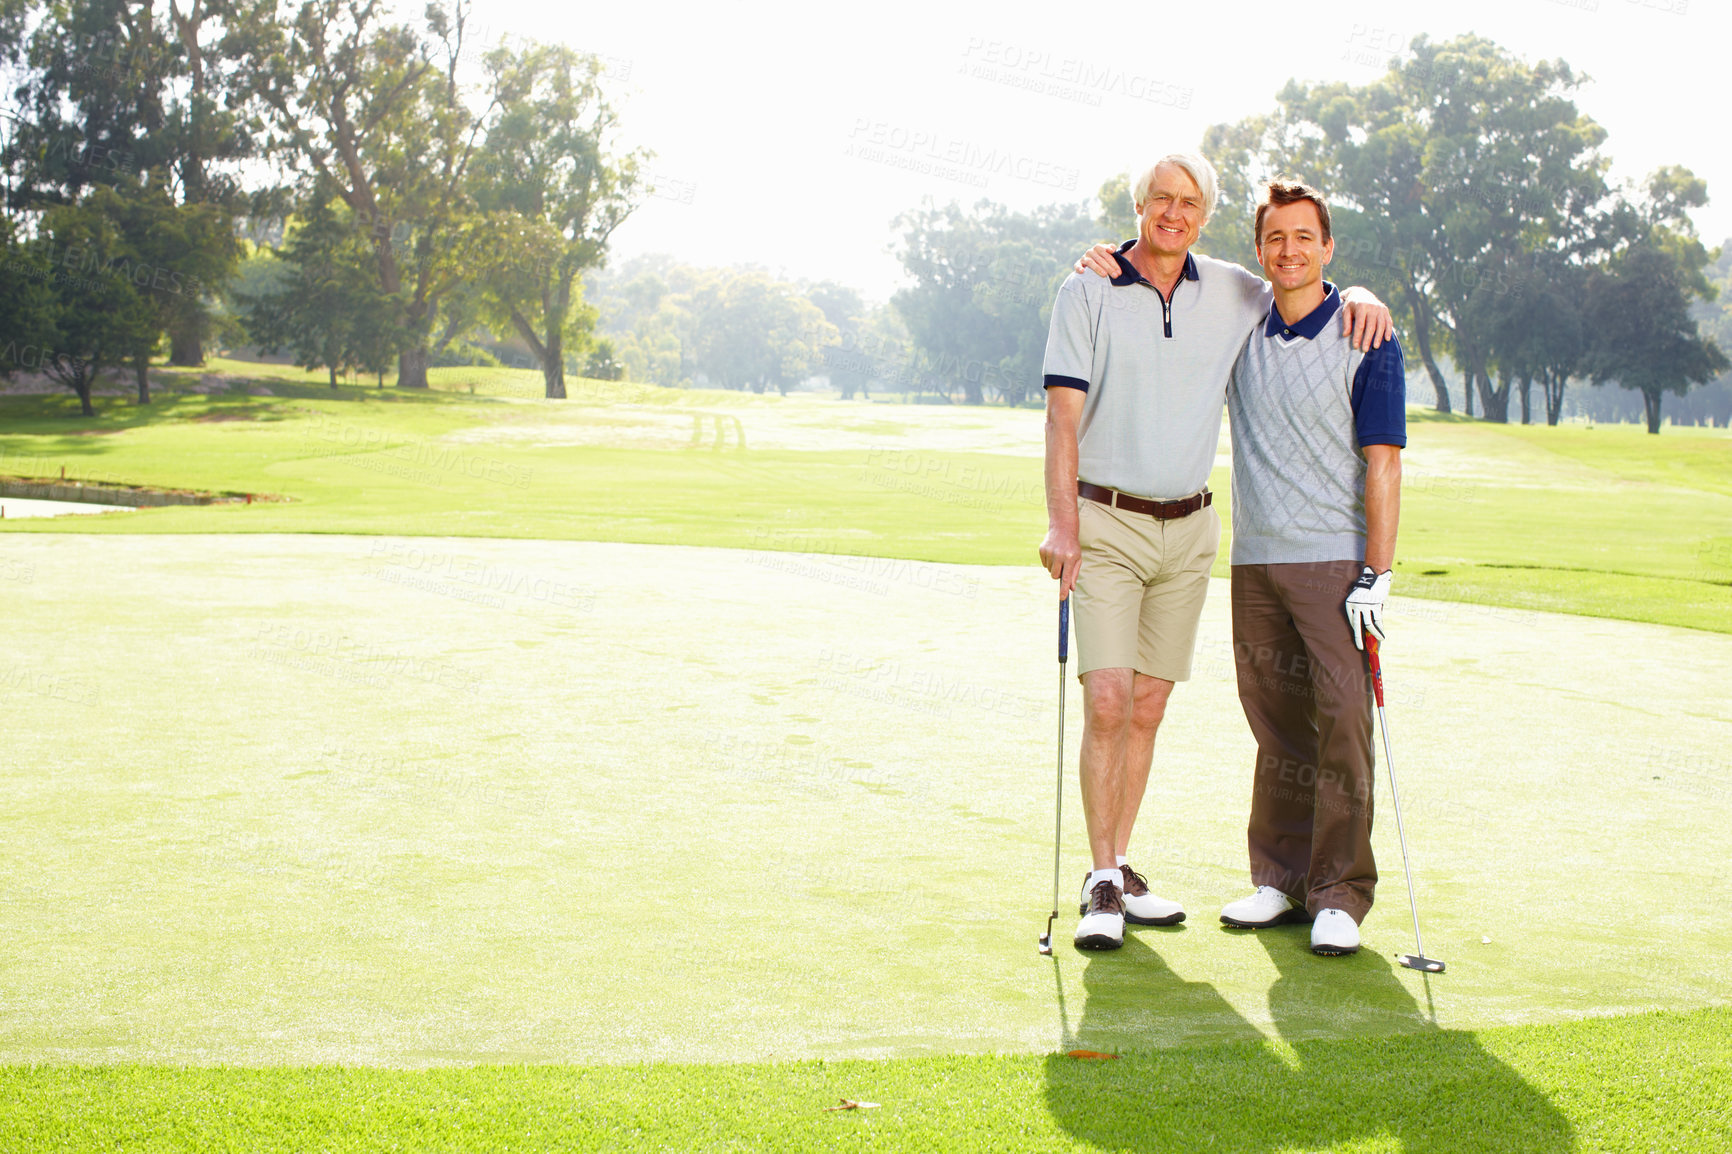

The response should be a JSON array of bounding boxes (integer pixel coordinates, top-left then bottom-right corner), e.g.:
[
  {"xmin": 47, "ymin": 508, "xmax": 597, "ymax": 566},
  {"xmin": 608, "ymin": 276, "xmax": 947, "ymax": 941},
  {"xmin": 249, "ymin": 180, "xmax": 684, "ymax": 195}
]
[
  {"xmin": 3, "ymin": 370, "xmax": 1731, "ymax": 1150},
  {"xmin": 2, "ymin": 367, "xmax": 1729, "ymax": 632},
  {"xmin": 4, "ymin": 534, "xmax": 1732, "ymax": 1148}
]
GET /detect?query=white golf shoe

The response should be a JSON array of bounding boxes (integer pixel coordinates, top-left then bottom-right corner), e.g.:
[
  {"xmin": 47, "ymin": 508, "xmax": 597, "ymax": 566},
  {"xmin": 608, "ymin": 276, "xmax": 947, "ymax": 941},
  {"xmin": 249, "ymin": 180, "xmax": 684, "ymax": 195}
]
[
  {"xmin": 1220, "ymin": 885, "xmax": 1308, "ymax": 929},
  {"xmin": 1076, "ymin": 864, "xmax": 1185, "ymax": 926},
  {"xmin": 1073, "ymin": 878, "xmax": 1125, "ymax": 950},
  {"xmin": 1310, "ymin": 908, "xmax": 1361, "ymax": 956}
]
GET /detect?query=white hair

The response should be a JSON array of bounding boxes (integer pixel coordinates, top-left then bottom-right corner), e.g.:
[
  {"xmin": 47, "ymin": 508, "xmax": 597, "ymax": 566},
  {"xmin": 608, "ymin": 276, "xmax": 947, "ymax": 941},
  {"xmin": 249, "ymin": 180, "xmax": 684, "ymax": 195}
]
[{"xmin": 1131, "ymin": 153, "xmax": 1219, "ymax": 225}]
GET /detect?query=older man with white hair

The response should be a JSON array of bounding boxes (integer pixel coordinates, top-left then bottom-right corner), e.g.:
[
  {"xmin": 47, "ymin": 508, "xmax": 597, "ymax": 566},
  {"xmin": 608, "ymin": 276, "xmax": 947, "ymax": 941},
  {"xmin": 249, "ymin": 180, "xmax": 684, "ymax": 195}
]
[{"xmin": 1039, "ymin": 153, "xmax": 1391, "ymax": 951}]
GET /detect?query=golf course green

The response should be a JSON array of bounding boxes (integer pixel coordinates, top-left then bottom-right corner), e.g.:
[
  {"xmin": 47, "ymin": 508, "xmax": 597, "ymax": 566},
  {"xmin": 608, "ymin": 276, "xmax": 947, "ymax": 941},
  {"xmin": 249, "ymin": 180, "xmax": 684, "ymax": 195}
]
[{"xmin": 2, "ymin": 366, "xmax": 1728, "ymax": 1150}]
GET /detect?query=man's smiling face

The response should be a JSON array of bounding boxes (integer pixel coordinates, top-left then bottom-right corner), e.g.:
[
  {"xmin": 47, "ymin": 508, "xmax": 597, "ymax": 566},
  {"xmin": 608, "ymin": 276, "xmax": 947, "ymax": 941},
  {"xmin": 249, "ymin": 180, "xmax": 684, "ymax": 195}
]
[
  {"xmin": 1255, "ymin": 199, "xmax": 1334, "ymax": 293},
  {"xmin": 1137, "ymin": 162, "xmax": 1205, "ymax": 259}
]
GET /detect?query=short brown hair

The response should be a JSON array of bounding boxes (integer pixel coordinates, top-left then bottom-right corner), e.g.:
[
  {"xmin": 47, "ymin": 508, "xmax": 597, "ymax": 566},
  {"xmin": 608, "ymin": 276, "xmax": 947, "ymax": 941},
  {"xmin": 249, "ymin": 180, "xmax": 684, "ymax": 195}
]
[{"xmin": 1255, "ymin": 180, "xmax": 1332, "ymax": 246}]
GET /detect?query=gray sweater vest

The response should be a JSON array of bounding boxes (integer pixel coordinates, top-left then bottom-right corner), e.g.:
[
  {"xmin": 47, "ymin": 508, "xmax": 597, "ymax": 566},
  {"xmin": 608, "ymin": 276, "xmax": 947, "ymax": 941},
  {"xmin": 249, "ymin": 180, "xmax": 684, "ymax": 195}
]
[{"xmin": 1227, "ymin": 318, "xmax": 1368, "ymax": 566}]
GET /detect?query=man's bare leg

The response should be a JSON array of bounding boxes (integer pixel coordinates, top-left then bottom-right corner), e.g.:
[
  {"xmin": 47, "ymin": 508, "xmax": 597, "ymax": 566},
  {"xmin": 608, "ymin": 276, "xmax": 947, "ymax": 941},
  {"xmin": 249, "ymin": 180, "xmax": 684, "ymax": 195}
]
[
  {"xmin": 1113, "ymin": 673, "xmax": 1175, "ymax": 858},
  {"xmin": 1079, "ymin": 668, "xmax": 1135, "ymax": 871}
]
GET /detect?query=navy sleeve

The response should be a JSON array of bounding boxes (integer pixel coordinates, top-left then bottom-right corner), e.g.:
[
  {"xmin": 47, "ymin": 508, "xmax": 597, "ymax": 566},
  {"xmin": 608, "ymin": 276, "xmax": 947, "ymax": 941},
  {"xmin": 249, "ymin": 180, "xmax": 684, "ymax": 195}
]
[
  {"xmin": 1350, "ymin": 337, "xmax": 1407, "ymax": 448},
  {"xmin": 1044, "ymin": 374, "xmax": 1089, "ymax": 392}
]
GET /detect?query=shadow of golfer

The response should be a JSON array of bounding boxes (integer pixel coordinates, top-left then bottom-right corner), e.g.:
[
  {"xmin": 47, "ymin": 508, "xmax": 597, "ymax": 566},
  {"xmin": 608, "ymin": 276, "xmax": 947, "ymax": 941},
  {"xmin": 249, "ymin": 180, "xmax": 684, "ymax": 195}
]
[{"xmin": 1042, "ymin": 927, "xmax": 1574, "ymax": 1152}]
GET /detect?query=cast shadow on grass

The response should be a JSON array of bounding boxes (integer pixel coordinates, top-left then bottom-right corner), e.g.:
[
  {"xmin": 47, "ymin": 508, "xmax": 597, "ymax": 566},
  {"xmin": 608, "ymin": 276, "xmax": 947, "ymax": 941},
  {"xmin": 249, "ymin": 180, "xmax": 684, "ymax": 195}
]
[{"xmin": 1041, "ymin": 928, "xmax": 1573, "ymax": 1152}]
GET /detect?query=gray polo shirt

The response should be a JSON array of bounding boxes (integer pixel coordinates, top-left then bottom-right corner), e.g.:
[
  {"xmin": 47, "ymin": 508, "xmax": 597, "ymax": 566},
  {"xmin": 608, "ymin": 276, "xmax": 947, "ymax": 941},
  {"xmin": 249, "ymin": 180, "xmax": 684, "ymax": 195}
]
[{"xmin": 1042, "ymin": 244, "xmax": 1271, "ymax": 500}]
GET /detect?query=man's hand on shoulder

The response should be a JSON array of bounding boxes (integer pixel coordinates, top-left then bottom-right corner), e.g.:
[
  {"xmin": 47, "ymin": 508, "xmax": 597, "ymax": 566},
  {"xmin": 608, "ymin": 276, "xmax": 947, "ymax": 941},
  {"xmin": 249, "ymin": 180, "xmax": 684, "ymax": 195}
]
[
  {"xmin": 1074, "ymin": 243, "xmax": 1120, "ymax": 279},
  {"xmin": 1339, "ymin": 286, "xmax": 1394, "ymax": 351}
]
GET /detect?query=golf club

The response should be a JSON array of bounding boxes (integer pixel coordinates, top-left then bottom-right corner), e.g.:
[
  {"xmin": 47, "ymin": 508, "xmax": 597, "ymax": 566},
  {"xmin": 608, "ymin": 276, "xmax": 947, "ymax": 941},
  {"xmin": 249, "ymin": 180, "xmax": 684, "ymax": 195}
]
[
  {"xmin": 1038, "ymin": 597, "xmax": 1069, "ymax": 956},
  {"xmin": 1365, "ymin": 634, "xmax": 1445, "ymax": 974}
]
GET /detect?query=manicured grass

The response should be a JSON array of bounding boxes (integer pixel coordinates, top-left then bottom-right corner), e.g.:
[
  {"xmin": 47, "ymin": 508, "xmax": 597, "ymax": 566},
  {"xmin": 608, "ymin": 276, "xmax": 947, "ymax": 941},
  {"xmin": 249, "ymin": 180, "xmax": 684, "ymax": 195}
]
[
  {"xmin": 5, "ymin": 535, "xmax": 1729, "ymax": 1076},
  {"xmin": 2, "ymin": 371, "xmax": 1729, "ymax": 632},
  {"xmin": 3, "ymin": 1008, "xmax": 1726, "ymax": 1152}
]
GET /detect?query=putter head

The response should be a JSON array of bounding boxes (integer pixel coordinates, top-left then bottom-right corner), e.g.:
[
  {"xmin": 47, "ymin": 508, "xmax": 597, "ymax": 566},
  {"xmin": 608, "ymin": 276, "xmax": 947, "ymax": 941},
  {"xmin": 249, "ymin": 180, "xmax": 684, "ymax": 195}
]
[
  {"xmin": 1398, "ymin": 953, "xmax": 1445, "ymax": 974},
  {"xmin": 1038, "ymin": 911, "xmax": 1057, "ymax": 955}
]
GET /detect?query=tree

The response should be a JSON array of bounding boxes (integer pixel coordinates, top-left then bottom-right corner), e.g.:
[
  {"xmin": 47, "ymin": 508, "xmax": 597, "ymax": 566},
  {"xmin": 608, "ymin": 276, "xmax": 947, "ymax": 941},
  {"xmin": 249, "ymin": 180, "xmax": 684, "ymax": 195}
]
[
  {"xmin": 1583, "ymin": 239, "xmax": 1726, "ymax": 433},
  {"xmin": 807, "ymin": 281, "xmax": 870, "ymax": 398},
  {"xmin": 6, "ymin": 0, "xmax": 266, "ymax": 365},
  {"xmin": 1682, "ymin": 240, "xmax": 1732, "ymax": 427},
  {"xmin": 1262, "ymin": 34, "xmax": 1613, "ymax": 417},
  {"xmin": 687, "ymin": 272, "xmax": 836, "ymax": 394},
  {"xmin": 236, "ymin": 185, "xmax": 402, "ymax": 388},
  {"xmin": 1096, "ymin": 172, "xmax": 1136, "ymax": 242},
  {"xmin": 19, "ymin": 193, "xmax": 158, "ymax": 416},
  {"xmin": 471, "ymin": 42, "xmax": 642, "ymax": 399},
  {"xmin": 588, "ymin": 256, "xmax": 693, "ymax": 387},
  {"xmin": 250, "ymin": 0, "xmax": 488, "ymax": 389},
  {"xmin": 103, "ymin": 174, "xmax": 242, "ymax": 401},
  {"xmin": 890, "ymin": 198, "xmax": 1096, "ymax": 404},
  {"xmin": 1481, "ymin": 253, "xmax": 1587, "ymax": 425},
  {"xmin": 0, "ymin": 219, "xmax": 61, "ymax": 394}
]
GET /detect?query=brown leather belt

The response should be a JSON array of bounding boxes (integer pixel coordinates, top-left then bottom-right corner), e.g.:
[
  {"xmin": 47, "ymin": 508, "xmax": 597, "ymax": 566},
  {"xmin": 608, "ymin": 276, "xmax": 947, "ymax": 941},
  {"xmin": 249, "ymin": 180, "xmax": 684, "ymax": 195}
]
[{"xmin": 1078, "ymin": 481, "xmax": 1211, "ymax": 520}]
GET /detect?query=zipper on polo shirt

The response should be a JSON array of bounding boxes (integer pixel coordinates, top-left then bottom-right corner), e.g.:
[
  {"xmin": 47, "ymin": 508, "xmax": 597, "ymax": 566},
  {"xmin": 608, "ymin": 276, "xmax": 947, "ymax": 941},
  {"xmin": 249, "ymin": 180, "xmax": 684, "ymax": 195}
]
[{"xmin": 1153, "ymin": 279, "xmax": 1179, "ymax": 338}]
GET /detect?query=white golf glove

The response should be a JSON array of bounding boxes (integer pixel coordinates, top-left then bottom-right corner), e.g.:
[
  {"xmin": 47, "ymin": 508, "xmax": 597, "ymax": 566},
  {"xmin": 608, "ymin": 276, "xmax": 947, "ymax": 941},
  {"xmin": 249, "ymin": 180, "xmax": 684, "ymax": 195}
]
[{"xmin": 1344, "ymin": 566, "xmax": 1392, "ymax": 651}]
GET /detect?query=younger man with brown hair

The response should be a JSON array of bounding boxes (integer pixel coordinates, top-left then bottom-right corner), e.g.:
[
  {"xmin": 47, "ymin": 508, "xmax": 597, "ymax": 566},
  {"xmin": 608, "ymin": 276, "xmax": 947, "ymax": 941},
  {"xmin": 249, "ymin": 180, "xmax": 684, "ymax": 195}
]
[{"xmin": 1218, "ymin": 181, "xmax": 1406, "ymax": 956}]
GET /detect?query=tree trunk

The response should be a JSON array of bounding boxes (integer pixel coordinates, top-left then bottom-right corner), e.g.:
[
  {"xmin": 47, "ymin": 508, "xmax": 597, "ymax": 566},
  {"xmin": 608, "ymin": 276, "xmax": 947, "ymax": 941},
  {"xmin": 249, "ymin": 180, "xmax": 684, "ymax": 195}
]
[
  {"xmin": 508, "ymin": 308, "xmax": 562, "ymax": 398},
  {"xmin": 134, "ymin": 353, "xmax": 151, "ymax": 404},
  {"xmin": 1545, "ymin": 374, "xmax": 1567, "ymax": 425},
  {"xmin": 1474, "ymin": 367, "xmax": 1510, "ymax": 423},
  {"xmin": 1644, "ymin": 388, "xmax": 1662, "ymax": 434},
  {"xmin": 542, "ymin": 327, "xmax": 565, "ymax": 399},
  {"xmin": 1489, "ymin": 372, "xmax": 1509, "ymax": 422},
  {"xmin": 1402, "ymin": 281, "xmax": 1451, "ymax": 413},
  {"xmin": 329, "ymin": 363, "xmax": 339, "ymax": 390},
  {"xmin": 397, "ymin": 345, "xmax": 429, "ymax": 389},
  {"xmin": 1518, "ymin": 376, "xmax": 1531, "ymax": 424},
  {"xmin": 168, "ymin": 318, "xmax": 204, "ymax": 366},
  {"xmin": 69, "ymin": 369, "xmax": 95, "ymax": 417}
]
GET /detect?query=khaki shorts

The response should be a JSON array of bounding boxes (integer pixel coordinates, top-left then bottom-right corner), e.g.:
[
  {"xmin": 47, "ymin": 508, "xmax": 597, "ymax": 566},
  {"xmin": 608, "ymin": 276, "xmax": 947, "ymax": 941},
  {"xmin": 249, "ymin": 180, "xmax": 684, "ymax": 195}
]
[{"xmin": 1073, "ymin": 494, "xmax": 1221, "ymax": 681}]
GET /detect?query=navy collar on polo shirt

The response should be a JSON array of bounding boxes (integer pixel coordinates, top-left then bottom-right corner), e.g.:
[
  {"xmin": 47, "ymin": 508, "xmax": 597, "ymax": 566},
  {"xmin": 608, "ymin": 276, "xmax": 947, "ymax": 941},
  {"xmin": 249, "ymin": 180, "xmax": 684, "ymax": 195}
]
[
  {"xmin": 1264, "ymin": 282, "xmax": 1342, "ymax": 340},
  {"xmin": 1109, "ymin": 239, "xmax": 1201, "ymax": 288}
]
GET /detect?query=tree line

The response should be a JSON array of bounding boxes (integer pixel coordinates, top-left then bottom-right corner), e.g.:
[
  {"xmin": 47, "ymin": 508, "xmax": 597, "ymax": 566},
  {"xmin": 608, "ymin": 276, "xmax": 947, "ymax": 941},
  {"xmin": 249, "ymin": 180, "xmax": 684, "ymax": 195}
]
[
  {"xmin": 1176, "ymin": 33, "xmax": 1729, "ymax": 433},
  {"xmin": 0, "ymin": 19, "xmax": 1724, "ymax": 432},
  {"xmin": 595, "ymin": 34, "xmax": 1729, "ymax": 431},
  {"xmin": 0, "ymin": 0, "xmax": 639, "ymax": 414}
]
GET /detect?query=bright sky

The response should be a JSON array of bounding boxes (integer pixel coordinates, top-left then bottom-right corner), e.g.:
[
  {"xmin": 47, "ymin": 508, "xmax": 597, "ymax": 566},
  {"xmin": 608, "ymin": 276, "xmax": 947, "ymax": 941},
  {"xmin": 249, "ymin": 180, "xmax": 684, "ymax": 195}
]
[{"xmin": 476, "ymin": 0, "xmax": 1725, "ymax": 301}]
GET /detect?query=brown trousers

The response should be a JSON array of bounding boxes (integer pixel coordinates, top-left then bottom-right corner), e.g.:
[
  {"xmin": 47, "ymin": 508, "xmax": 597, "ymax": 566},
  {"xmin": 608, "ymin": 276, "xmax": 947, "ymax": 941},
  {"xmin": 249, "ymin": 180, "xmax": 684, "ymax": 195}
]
[{"xmin": 1230, "ymin": 560, "xmax": 1377, "ymax": 923}]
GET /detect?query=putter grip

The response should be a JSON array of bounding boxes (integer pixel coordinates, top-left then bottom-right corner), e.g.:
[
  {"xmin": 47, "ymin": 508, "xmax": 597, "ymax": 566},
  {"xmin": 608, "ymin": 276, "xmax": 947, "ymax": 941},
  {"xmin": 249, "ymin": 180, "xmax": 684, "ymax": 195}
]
[
  {"xmin": 1365, "ymin": 635, "xmax": 1385, "ymax": 708},
  {"xmin": 1059, "ymin": 598, "xmax": 1069, "ymax": 664}
]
